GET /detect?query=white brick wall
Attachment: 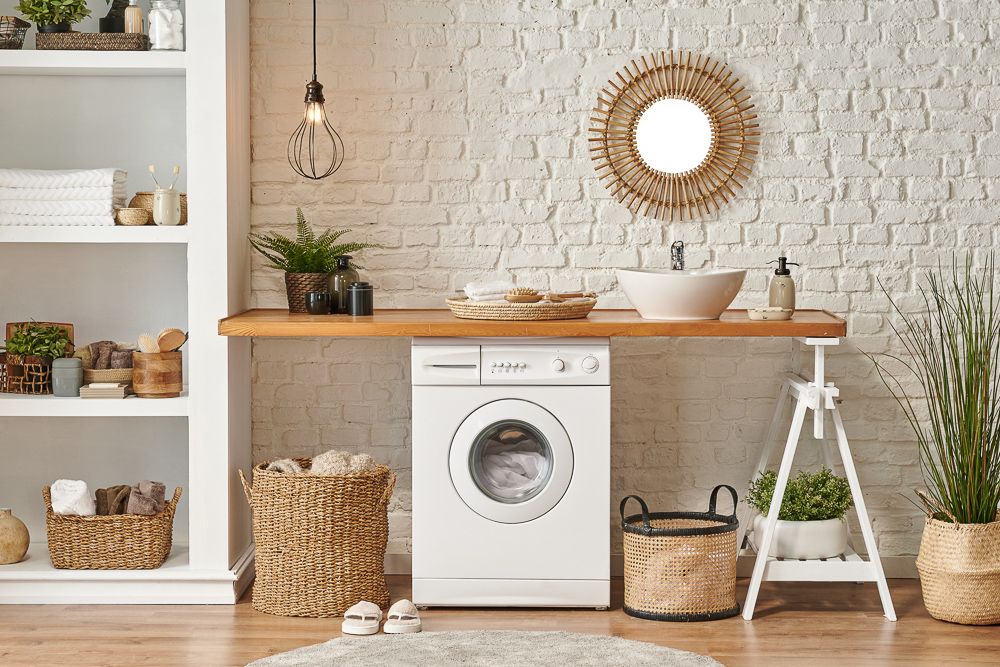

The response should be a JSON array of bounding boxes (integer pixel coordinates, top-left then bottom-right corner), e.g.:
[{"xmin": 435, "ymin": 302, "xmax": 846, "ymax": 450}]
[{"xmin": 249, "ymin": 0, "xmax": 1000, "ymax": 560}]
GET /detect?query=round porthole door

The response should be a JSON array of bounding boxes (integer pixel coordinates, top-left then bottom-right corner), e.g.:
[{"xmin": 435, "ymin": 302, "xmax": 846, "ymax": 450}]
[{"xmin": 449, "ymin": 399, "xmax": 574, "ymax": 524}]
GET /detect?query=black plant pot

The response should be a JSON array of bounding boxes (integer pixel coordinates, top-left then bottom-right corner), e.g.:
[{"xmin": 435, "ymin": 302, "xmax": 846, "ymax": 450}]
[
  {"xmin": 99, "ymin": 16, "xmax": 125, "ymax": 33},
  {"xmin": 37, "ymin": 23, "xmax": 70, "ymax": 33}
]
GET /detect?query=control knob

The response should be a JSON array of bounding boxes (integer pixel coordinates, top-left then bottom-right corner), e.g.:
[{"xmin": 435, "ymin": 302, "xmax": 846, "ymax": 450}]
[
  {"xmin": 551, "ymin": 358, "xmax": 565, "ymax": 372},
  {"xmin": 581, "ymin": 355, "xmax": 599, "ymax": 373}
]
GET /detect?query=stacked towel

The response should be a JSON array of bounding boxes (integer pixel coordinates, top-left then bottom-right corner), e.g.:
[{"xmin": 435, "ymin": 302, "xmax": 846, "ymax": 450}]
[
  {"xmin": 50, "ymin": 479, "xmax": 96, "ymax": 516},
  {"xmin": 126, "ymin": 480, "xmax": 167, "ymax": 516},
  {"xmin": 0, "ymin": 169, "xmax": 126, "ymax": 227},
  {"xmin": 464, "ymin": 280, "xmax": 515, "ymax": 302}
]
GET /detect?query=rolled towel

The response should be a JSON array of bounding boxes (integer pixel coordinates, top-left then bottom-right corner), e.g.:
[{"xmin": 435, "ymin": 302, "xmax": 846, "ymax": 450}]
[
  {"xmin": 0, "ymin": 185, "xmax": 125, "ymax": 202},
  {"xmin": 126, "ymin": 487, "xmax": 158, "ymax": 516},
  {"xmin": 138, "ymin": 480, "xmax": 166, "ymax": 512},
  {"xmin": 95, "ymin": 485, "xmax": 131, "ymax": 516},
  {"xmin": 265, "ymin": 458, "xmax": 303, "ymax": 474},
  {"xmin": 348, "ymin": 453, "xmax": 377, "ymax": 473},
  {"xmin": 50, "ymin": 479, "xmax": 96, "ymax": 516},
  {"xmin": 310, "ymin": 449, "xmax": 352, "ymax": 476},
  {"xmin": 463, "ymin": 280, "xmax": 515, "ymax": 298},
  {"xmin": 0, "ymin": 168, "xmax": 126, "ymax": 189}
]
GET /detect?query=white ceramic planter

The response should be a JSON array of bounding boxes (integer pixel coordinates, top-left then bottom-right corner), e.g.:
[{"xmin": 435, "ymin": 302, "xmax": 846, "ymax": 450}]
[{"xmin": 753, "ymin": 514, "xmax": 848, "ymax": 559}]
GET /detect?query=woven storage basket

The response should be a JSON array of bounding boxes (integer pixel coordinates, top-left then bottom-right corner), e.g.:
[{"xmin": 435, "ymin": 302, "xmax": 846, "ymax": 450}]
[
  {"xmin": 43, "ymin": 486, "xmax": 181, "ymax": 570},
  {"xmin": 116, "ymin": 208, "xmax": 150, "ymax": 226},
  {"xmin": 128, "ymin": 192, "xmax": 188, "ymax": 225},
  {"xmin": 0, "ymin": 16, "xmax": 29, "ymax": 49},
  {"xmin": 284, "ymin": 273, "xmax": 330, "ymax": 314},
  {"xmin": 84, "ymin": 367, "xmax": 134, "ymax": 384},
  {"xmin": 0, "ymin": 351, "xmax": 6, "ymax": 391},
  {"xmin": 240, "ymin": 459, "xmax": 396, "ymax": 617},
  {"xmin": 916, "ymin": 516, "xmax": 1000, "ymax": 625},
  {"xmin": 446, "ymin": 294, "xmax": 597, "ymax": 321},
  {"xmin": 5, "ymin": 354, "xmax": 54, "ymax": 394},
  {"xmin": 621, "ymin": 486, "xmax": 740, "ymax": 621},
  {"xmin": 36, "ymin": 31, "xmax": 149, "ymax": 51}
]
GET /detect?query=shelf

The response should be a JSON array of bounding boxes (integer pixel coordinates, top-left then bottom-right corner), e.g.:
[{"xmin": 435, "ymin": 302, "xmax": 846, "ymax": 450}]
[
  {"xmin": 0, "ymin": 225, "xmax": 189, "ymax": 244},
  {"xmin": 219, "ymin": 308, "xmax": 848, "ymax": 338},
  {"xmin": 0, "ymin": 50, "xmax": 186, "ymax": 76},
  {"xmin": 0, "ymin": 391, "xmax": 189, "ymax": 417},
  {"xmin": 739, "ymin": 543, "xmax": 880, "ymax": 582},
  {"xmin": 0, "ymin": 543, "xmax": 252, "ymax": 604}
]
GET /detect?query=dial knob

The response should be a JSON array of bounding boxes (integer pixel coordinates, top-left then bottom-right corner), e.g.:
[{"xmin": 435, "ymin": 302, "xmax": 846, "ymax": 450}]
[
  {"xmin": 551, "ymin": 358, "xmax": 565, "ymax": 372},
  {"xmin": 582, "ymin": 355, "xmax": 599, "ymax": 373}
]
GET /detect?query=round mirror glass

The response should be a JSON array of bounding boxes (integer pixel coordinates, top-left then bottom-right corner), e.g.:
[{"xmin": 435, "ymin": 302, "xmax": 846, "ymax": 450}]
[{"xmin": 635, "ymin": 98, "xmax": 713, "ymax": 174}]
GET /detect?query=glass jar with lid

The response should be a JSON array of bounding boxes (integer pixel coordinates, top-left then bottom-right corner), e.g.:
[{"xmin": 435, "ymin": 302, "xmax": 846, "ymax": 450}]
[{"xmin": 149, "ymin": 0, "xmax": 184, "ymax": 51}]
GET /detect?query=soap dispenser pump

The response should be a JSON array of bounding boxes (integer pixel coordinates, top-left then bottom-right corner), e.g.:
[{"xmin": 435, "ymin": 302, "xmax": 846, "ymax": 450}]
[{"xmin": 767, "ymin": 255, "xmax": 800, "ymax": 313}]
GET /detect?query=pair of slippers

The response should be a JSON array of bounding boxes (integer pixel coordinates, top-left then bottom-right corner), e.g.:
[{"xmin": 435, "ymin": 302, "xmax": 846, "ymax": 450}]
[{"xmin": 342, "ymin": 599, "xmax": 422, "ymax": 636}]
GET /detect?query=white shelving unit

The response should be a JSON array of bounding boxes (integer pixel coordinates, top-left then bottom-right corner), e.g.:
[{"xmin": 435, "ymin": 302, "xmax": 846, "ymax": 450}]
[{"xmin": 0, "ymin": 3, "xmax": 252, "ymax": 604}]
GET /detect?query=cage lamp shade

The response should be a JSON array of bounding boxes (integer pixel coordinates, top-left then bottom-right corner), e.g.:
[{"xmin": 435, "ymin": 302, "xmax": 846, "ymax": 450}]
[{"xmin": 288, "ymin": 79, "xmax": 345, "ymax": 180}]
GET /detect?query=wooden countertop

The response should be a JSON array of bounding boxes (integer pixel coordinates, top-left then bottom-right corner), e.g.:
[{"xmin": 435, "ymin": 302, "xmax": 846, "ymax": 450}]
[{"xmin": 219, "ymin": 309, "xmax": 846, "ymax": 338}]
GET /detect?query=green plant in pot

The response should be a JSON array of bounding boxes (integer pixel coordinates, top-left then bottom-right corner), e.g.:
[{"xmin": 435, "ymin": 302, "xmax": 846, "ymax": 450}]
[
  {"xmin": 3, "ymin": 322, "xmax": 72, "ymax": 388},
  {"xmin": 17, "ymin": 0, "xmax": 91, "ymax": 32},
  {"xmin": 248, "ymin": 208, "xmax": 380, "ymax": 314},
  {"xmin": 747, "ymin": 467, "xmax": 853, "ymax": 560},
  {"xmin": 868, "ymin": 255, "xmax": 1000, "ymax": 625}
]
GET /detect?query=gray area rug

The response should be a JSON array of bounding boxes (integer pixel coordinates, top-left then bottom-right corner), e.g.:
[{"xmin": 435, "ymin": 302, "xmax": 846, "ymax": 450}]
[{"xmin": 248, "ymin": 630, "xmax": 723, "ymax": 667}]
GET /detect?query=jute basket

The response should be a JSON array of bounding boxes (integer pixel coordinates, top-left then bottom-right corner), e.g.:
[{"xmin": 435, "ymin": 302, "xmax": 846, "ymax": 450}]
[
  {"xmin": 43, "ymin": 486, "xmax": 181, "ymax": 570},
  {"xmin": 116, "ymin": 208, "xmax": 150, "ymax": 226},
  {"xmin": 916, "ymin": 516, "xmax": 1000, "ymax": 625},
  {"xmin": 36, "ymin": 31, "xmax": 149, "ymax": 51},
  {"xmin": 446, "ymin": 294, "xmax": 597, "ymax": 321},
  {"xmin": 84, "ymin": 367, "xmax": 133, "ymax": 384},
  {"xmin": 284, "ymin": 272, "xmax": 329, "ymax": 314},
  {"xmin": 240, "ymin": 459, "xmax": 396, "ymax": 617},
  {"xmin": 621, "ymin": 486, "xmax": 740, "ymax": 621}
]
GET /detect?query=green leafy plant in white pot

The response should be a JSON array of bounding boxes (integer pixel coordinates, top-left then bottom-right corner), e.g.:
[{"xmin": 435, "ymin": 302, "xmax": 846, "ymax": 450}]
[
  {"xmin": 869, "ymin": 256, "xmax": 1000, "ymax": 625},
  {"xmin": 17, "ymin": 0, "xmax": 91, "ymax": 32},
  {"xmin": 747, "ymin": 467, "xmax": 853, "ymax": 560}
]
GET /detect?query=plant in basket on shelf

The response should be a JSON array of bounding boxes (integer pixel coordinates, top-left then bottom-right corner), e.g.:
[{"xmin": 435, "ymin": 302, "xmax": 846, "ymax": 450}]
[
  {"xmin": 867, "ymin": 254, "xmax": 1000, "ymax": 626},
  {"xmin": 16, "ymin": 0, "xmax": 90, "ymax": 32},
  {"xmin": 747, "ymin": 467, "xmax": 853, "ymax": 560},
  {"xmin": 248, "ymin": 207, "xmax": 380, "ymax": 314},
  {"xmin": 5, "ymin": 322, "xmax": 72, "ymax": 360}
]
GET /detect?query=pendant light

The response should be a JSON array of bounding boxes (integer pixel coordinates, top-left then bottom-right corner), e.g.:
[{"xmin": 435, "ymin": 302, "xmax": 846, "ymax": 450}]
[{"xmin": 288, "ymin": 0, "xmax": 345, "ymax": 180}]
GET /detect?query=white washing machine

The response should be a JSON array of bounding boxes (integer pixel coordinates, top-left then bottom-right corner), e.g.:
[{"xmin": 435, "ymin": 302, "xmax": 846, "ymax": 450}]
[{"xmin": 411, "ymin": 337, "xmax": 610, "ymax": 608}]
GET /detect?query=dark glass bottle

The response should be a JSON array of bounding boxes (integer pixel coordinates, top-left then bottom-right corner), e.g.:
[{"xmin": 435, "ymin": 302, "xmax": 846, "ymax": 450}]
[{"xmin": 328, "ymin": 255, "xmax": 359, "ymax": 314}]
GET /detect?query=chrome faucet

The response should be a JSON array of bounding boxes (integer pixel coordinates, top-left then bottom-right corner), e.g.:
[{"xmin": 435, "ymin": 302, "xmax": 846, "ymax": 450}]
[{"xmin": 671, "ymin": 241, "xmax": 685, "ymax": 270}]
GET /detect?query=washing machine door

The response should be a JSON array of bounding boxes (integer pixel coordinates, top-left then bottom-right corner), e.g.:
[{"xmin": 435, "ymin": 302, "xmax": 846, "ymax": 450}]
[{"xmin": 449, "ymin": 399, "xmax": 573, "ymax": 524}]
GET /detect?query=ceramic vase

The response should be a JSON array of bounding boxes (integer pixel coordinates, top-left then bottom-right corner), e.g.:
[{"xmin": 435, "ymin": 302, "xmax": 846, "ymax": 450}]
[
  {"xmin": 753, "ymin": 514, "xmax": 848, "ymax": 560},
  {"xmin": 0, "ymin": 508, "xmax": 29, "ymax": 565}
]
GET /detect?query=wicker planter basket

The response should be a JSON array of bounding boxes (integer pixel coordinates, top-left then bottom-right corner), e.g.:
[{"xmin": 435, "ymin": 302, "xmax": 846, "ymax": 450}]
[
  {"xmin": 240, "ymin": 459, "xmax": 396, "ymax": 617},
  {"xmin": 43, "ymin": 486, "xmax": 182, "ymax": 570},
  {"xmin": 916, "ymin": 517, "xmax": 1000, "ymax": 625},
  {"xmin": 0, "ymin": 16, "xmax": 30, "ymax": 49},
  {"xmin": 620, "ymin": 486, "xmax": 740, "ymax": 621},
  {"xmin": 285, "ymin": 273, "xmax": 330, "ymax": 314},
  {"xmin": 4, "ymin": 354, "xmax": 54, "ymax": 394},
  {"xmin": 446, "ymin": 294, "xmax": 597, "ymax": 321}
]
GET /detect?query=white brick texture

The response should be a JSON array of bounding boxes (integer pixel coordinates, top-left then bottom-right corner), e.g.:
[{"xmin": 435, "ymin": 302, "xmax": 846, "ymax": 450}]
[{"xmin": 249, "ymin": 0, "xmax": 1000, "ymax": 559}]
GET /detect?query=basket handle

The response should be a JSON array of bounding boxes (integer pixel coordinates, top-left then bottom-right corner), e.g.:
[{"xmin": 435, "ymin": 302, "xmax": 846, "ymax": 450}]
[
  {"xmin": 708, "ymin": 484, "xmax": 738, "ymax": 518},
  {"xmin": 238, "ymin": 469, "xmax": 253, "ymax": 506},
  {"xmin": 380, "ymin": 470, "xmax": 397, "ymax": 507},
  {"xmin": 619, "ymin": 495, "xmax": 651, "ymax": 532}
]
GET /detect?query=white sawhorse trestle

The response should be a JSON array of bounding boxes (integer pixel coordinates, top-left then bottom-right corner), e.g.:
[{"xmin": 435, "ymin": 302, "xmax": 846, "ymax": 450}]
[{"xmin": 739, "ymin": 337, "xmax": 896, "ymax": 621}]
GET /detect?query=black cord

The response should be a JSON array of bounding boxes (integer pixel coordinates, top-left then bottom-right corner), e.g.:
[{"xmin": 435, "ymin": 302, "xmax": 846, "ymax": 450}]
[{"xmin": 311, "ymin": 0, "xmax": 317, "ymax": 81}]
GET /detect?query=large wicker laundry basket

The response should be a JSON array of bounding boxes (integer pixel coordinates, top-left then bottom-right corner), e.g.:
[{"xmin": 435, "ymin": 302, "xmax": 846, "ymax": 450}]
[
  {"xmin": 620, "ymin": 485, "xmax": 740, "ymax": 621},
  {"xmin": 240, "ymin": 459, "xmax": 396, "ymax": 617},
  {"xmin": 916, "ymin": 516, "xmax": 1000, "ymax": 625}
]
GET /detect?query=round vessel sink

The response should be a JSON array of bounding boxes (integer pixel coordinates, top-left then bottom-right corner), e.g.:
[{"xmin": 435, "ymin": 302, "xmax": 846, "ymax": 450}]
[{"xmin": 617, "ymin": 268, "xmax": 747, "ymax": 320}]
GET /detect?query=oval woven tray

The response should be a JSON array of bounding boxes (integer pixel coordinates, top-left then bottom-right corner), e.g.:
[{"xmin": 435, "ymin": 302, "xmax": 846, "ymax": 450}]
[{"xmin": 446, "ymin": 295, "xmax": 597, "ymax": 321}]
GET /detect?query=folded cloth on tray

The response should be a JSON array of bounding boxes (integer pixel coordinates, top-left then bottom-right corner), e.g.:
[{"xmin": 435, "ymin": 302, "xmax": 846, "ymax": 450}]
[
  {"xmin": 0, "ymin": 200, "xmax": 118, "ymax": 216},
  {"xmin": 0, "ymin": 168, "xmax": 126, "ymax": 189},
  {"xmin": 0, "ymin": 185, "xmax": 125, "ymax": 202},
  {"xmin": 464, "ymin": 280, "xmax": 515, "ymax": 298},
  {"xmin": 0, "ymin": 214, "xmax": 115, "ymax": 226}
]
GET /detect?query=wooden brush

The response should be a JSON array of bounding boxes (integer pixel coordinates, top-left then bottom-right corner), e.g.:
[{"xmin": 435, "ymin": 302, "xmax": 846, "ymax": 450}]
[{"xmin": 137, "ymin": 333, "xmax": 160, "ymax": 354}]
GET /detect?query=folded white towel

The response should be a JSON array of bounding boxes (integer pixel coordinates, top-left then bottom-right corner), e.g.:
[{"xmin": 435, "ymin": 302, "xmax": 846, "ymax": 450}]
[
  {"xmin": 0, "ymin": 185, "xmax": 125, "ymax": 202},
  {"xmin": 50, "ymin": 479, "xmax": 96, "ymax": 516},
  {"xmin": 464, "ymin": 280, "xmax": 515, "ymax": 298},
  {"xmin": 0, "ymin": 214, "xmax": 115, "ymax": 227},
  {"xmin": 0, "ymin": 168, "xmax": 126, "ymax": 189},
  {"xmin": 467, "ymin": 293, "xmax": 509, "ymax": 302},
  {"xmin": 0, "ymin": 201, "xmax": 118, "ymax": 216}
]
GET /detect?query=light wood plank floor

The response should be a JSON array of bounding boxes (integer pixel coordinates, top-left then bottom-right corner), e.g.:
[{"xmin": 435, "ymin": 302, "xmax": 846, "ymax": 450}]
[{"xmin": 0, "ymin": 578, "xmax": 997, "ymax": 666}]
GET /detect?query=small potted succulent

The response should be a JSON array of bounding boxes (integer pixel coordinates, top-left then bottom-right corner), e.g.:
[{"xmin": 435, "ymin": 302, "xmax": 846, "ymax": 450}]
[
  {"xmin": 747, "ymin": 467, "xmax": 853, "ymax": 560},
  {"xmin": 248, "ymin": 208, "xmax": 380, "ymax": 314},
  {"xmin": 17, "ymin": 0, "xmax": 90, "ymax": 32}
]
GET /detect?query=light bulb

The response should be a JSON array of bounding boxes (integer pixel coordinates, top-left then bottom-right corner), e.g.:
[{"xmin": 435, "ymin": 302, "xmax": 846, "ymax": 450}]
[{"xmin": 288, "ymin": 79, "xmax": 345, "ymax": 180}]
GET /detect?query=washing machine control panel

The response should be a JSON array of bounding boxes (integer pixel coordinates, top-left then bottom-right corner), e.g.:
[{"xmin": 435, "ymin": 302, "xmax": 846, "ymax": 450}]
[{"xmin": 481, "ymin": 345, "xmax": 609, "ymax": 385}]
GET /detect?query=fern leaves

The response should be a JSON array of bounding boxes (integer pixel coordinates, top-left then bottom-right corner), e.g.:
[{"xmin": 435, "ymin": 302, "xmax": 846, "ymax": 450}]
[{"xmin": 248, "ymin": 208, "xmax": 380, "ymax": 273}]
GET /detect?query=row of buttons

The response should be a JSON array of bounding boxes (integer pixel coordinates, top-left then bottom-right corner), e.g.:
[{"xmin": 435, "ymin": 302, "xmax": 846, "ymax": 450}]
[{"xmin": 490, "ymin": 361, "xmax": 526, "ymax": 368}]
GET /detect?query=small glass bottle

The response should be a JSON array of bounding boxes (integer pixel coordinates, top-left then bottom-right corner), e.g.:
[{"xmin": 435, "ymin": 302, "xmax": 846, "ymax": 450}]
[
  {"xmin": 149, "ymin": 0, "xmax": 184, "ymax": 50},
  {"xmin": 328, "ymin": 255, "xmax": 359, "ymax": 314}
]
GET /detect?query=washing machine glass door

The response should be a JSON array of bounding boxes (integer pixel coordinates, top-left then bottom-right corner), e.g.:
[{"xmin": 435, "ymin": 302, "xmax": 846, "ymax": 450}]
[{"xmin": 450, "ymin": 399, "xmax": 573, "ymax": 524}]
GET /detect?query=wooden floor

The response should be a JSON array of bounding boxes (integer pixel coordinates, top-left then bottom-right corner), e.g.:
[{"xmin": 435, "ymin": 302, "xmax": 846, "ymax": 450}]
[{"xmin": 0, "ymin": 578, "xmax": 997, "ymax": 666}]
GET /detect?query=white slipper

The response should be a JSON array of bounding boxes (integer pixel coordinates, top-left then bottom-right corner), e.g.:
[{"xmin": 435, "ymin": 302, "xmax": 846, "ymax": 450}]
[
  {"xmin": 383, "ymin": 599, "xmax": 422, "ymax": 634},
  {"xmin": 341, "ymin": 601, "xmax": 382, "ymax": 636}
]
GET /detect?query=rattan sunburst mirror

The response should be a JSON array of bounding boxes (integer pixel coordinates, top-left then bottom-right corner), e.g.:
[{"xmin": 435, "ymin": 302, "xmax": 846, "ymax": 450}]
[{"xmin": 589, "ymin": 51, "xmax": 759, "ymax": 221}]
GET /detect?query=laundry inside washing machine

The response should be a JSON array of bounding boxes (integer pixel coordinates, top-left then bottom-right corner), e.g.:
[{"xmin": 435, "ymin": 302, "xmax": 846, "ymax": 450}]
[{"xmin": 470, "ymin": 420, "xmax": 553, "ymax": 503}]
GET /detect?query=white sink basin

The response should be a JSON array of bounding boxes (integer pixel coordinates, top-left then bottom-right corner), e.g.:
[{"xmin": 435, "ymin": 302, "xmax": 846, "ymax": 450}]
[{"xmin": 617, "ymin": 268, "xmax": 747, "ymax": 320}]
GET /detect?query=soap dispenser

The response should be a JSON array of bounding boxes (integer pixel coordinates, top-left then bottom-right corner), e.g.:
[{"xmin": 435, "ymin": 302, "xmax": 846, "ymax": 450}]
[{"xmin": 767, "ymin": 255, "xmax": 800, "ymax": 313}]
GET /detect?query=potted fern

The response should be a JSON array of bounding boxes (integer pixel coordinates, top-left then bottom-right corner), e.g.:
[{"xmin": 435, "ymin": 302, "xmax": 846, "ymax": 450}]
[
  {"xmin": 249, "ymin": 208, "xmax": 380, "ymax": 313},
  {"xmin": 747, "ymin": 467, "xmax": 853, "ymax": 560},
  {"xmin": 869, "ymin": 256, "xmax": 1000, "ymax": 625}
]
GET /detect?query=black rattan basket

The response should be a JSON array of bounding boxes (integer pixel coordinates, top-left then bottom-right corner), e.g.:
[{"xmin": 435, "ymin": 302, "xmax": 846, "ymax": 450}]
[{"xmin": 0, "ymin": 16, "xmax": 29, "ymax": 50}]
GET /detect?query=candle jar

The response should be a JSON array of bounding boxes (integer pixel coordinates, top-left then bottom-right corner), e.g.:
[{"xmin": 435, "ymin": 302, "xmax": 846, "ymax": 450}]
[
  {"xmin": 152, "ymin": 188, "xmax": 182, "ymax": 226},
  {"xmin": 52, "ymin": 357, "xmax": 83, "ymax": 397},
  {"xmin": 149, "ymin": 0, "xmax": 184, "ymax": 50},
  {"xmin": 347, "ymin": 281, "xmax": 375, "ymax": 316}
]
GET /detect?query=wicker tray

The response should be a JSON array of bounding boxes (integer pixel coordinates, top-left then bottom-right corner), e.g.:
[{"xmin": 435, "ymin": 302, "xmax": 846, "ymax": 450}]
[
  {"xmin": 43, "ymin": 486, "xmax": 181, "ymax": 570},
  {"xmin": 446, "ymin": 294, "xmax": 597, "ymax": 321},
  {"xmin": 84, "ymin": 367, "xmax": 133, "ymax": 384},
  {"xmin": 36, "ymin": 31, "xmax": 149, "ymax": 51}
]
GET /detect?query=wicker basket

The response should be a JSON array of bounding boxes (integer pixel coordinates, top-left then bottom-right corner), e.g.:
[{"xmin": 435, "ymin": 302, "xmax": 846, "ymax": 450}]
[
  {"xmin": 0, "ymin": 16, "xmax": 30, "ymax": 50},
  {"xmin": 4, "ymin": 354, "xmax": 55, "ymax": 394},
  {"xmin": 43, "ymin": 486, "xmax": 182, "ymax": 570},
  {"xmin": 84, "ymin": 367, "xmax": 134, "ymax": 385},
  {"xmin": 128, "ymin": 192, "xmax": 188, "ymax": 225},
  {"xmin": 36, "ymin": 31, "xmax": 149, "ymax": 51},
  {"xmin": 240, "ymin": 460, "xmax": 396, "ymax": 617},
  {"xmin": 621, "ymin": 486, "xmax": 740, "ymax": 621},
  {"xmin": 285, "ymin": 272, "xmax": 330, "ymax": 314},
  {"xmin": 446, "ymin": 294, "xmax": 597, "ymax": 321},
  {"xmin": 0, "ymin": 351, "xmax": 6, "ymax": 391},
  {"xmin": 116, "ymin": 208, "xmax": 150, "ymax": 226},
  {"xmin": 916, "ymin": 516, "xmax": 1000, "ymax": 625}
]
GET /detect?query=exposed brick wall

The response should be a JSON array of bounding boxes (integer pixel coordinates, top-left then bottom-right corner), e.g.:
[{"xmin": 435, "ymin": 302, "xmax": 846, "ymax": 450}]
[{"xmin": 249, "ymin": 0, "xmax": 999, "ymax": 559}]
